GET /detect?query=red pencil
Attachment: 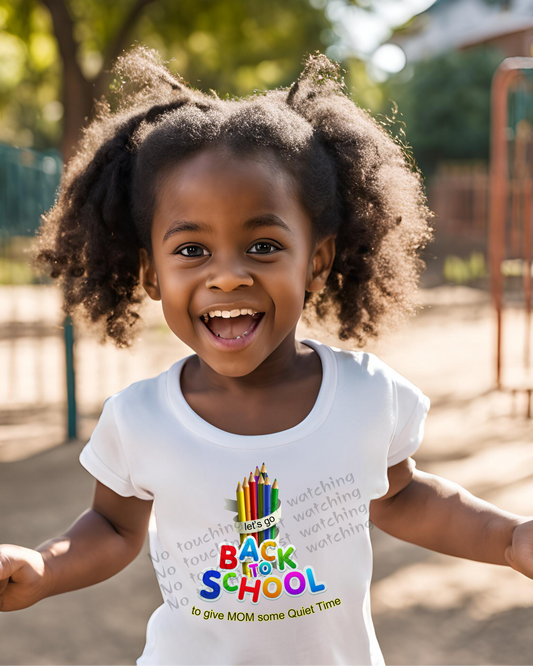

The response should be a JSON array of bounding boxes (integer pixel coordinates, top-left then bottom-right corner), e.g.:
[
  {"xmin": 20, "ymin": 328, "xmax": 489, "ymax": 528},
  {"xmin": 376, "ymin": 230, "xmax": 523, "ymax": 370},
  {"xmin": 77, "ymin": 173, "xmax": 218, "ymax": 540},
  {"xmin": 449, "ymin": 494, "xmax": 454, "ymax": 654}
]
[{"xmin": 249, "ymin": 471, "xmax": 258, "ymax": 544}]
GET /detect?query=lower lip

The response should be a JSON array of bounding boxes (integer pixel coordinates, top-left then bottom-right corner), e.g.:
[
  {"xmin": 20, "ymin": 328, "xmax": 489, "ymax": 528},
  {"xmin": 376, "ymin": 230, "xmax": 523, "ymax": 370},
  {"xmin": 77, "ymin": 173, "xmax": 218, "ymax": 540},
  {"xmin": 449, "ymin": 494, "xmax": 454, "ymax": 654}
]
[{"xmin": 199, "ymin": 313, "xmax": 265, "ymax": 352}]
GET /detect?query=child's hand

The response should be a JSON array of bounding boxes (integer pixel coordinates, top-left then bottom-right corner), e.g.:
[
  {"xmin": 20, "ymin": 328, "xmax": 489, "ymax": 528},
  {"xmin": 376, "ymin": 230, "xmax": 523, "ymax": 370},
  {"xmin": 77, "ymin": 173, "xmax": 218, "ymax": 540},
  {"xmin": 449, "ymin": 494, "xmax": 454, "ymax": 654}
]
[
  {"xmin": 504, "ymin": 520, "xmax": 533, "ymax": 579},
  {"xmin": 0, "ymin": 544, "xmax": 52, "ymax": 611}
]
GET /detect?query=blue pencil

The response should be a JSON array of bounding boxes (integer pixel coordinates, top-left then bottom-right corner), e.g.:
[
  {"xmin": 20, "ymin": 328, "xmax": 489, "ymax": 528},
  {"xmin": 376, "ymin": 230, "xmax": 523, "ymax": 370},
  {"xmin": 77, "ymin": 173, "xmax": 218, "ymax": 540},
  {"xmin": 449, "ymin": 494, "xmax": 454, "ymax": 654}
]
[{"xmin": 254, "ymin": 465, "xmax": 260, "ymax": 512}]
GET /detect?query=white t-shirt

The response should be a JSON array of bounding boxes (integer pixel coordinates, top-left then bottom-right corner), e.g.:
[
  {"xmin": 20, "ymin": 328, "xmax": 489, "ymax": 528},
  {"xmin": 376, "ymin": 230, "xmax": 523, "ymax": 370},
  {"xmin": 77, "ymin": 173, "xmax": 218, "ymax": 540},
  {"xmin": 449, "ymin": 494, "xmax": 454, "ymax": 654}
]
[{"xmin": 79, "ymin": 338, "xmax": 430, "ymax": 666}]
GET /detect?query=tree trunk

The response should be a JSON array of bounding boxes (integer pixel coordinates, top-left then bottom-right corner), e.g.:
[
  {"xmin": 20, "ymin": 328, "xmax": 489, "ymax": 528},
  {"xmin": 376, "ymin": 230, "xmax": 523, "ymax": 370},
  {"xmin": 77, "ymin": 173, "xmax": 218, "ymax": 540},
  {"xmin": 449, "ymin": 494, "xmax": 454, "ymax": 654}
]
[
  {"xmin": 61, "ymin": 64, "xmax": 95, "ymax": 164},
  {"xmin": 41, "ymin": 0, "xmax": 156, "ymax": 163}
]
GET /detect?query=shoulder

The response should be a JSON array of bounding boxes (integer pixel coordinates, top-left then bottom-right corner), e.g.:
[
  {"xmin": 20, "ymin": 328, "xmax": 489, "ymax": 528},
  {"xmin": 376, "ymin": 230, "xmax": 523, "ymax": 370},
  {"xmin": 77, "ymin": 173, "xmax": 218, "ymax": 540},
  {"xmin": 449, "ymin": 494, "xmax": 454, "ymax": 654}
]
[
  {"xmin": 323, "ymin": 343, "xmax": 430, "ymax": 427},
  {"xmin": 325, "ymin": 343, "xmax": 400, "ymax": 386},
  {"xmin": 103, "ymin": 360, "xmax": 181, "ymax": 420},
  {"xmin": 330, "ymin": 344, "xmax": 426, "ymax": 399}
]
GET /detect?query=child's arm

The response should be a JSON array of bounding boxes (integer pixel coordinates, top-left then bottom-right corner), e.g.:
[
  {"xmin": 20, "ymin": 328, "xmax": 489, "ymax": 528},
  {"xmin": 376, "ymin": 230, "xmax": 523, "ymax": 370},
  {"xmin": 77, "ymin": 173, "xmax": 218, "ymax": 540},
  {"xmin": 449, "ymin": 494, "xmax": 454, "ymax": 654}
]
[
  {"xmin": 370, "ymin": 458, "xmax": 533, "ymax": 576},
  {"xmin": 0, "ymin": 480, "xmax": 152, "ymax": 611}
]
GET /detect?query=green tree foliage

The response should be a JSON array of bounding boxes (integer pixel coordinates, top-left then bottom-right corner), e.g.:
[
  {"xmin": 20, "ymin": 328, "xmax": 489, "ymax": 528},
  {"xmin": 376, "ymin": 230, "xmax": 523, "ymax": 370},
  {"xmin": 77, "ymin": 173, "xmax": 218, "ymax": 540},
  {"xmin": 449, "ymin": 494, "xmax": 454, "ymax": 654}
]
[
  {"xmin": 382, "ymin": 45, "xmax": 505, "ymax": 177},
  {"xmin": 0, "ymin": 0, "xmax": 62, "ymax": 149},
  {"xmin": 0, "ymin": 0, "xmax": 333, "ymax": 156}
]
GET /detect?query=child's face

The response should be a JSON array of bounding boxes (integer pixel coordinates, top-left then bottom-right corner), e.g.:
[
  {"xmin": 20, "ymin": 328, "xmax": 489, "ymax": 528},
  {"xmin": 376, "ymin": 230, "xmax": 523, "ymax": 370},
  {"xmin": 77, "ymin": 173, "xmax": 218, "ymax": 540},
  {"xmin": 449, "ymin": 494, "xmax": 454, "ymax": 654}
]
[{"xmin": 140, "ymin": 145, "xmax": 335, "ymax": 377}]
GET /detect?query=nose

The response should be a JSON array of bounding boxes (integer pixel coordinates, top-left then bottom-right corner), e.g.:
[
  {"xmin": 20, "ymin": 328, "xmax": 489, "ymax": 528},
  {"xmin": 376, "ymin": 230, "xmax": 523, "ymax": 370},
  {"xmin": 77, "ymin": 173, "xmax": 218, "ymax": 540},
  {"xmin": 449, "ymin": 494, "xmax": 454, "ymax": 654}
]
[{"xmin": 205, "ymin": 254, "xmax": 254, "ymax": 291}]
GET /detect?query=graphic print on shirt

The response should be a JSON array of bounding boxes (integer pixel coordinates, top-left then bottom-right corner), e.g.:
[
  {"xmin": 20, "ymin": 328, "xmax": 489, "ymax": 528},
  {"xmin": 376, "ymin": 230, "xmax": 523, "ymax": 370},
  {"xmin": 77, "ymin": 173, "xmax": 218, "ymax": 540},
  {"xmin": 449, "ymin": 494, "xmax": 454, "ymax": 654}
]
[{"xmin": 196, "ymin": 463, "xmax": 328, "ymax": 605}]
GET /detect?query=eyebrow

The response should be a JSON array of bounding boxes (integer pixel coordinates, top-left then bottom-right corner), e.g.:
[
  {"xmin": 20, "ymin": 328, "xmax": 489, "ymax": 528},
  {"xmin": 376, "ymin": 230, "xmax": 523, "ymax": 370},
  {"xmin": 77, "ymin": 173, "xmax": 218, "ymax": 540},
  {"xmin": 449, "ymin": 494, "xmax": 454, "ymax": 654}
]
[{"xmin": 162, "ymin": 213, "xmax": 294, "ymax": 242}]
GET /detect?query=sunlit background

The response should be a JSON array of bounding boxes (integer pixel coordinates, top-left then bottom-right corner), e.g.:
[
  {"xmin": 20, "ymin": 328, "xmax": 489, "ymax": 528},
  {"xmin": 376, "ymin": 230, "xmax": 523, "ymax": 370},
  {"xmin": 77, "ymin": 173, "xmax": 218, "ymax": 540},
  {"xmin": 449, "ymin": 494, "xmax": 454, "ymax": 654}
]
[{"xmin": 1, "ymin": 0, "xmax": 533, "ymax": 664}]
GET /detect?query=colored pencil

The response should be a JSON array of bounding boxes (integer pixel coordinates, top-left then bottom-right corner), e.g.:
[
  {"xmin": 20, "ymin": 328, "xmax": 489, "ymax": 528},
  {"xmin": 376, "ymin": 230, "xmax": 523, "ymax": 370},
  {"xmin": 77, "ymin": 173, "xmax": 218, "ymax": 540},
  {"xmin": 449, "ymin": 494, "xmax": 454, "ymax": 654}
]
[
  {"xmin": 270, "ymin": 479, "xmax": 279, "ymax": 543},
  {"xmin": 254, "ymin": 467, "xmax": 260, "ymax": 520},
  {"xmin": 243, "ymin": 476, "xmax": 251, "ymax": 522},
  {"xmin": 257, "ymin": 475, "xmax": 264, "ymax": 545},
  {"xmin": 264, "ymin": 475, "xmax": 271, "ymax": 540},
  {"xmin": 259, "ymin": 464, "xmax": 266, "ymax": 520},
  {"xmin": 249, "ymin": 472, "xmax": 258, "ymax": 545},
  {"xmin": 236, "ymin": 482, "xmax": 250, "ymax": 578},
  {"xmin": 258, "ymin": 465, "xmax": 264, "ymax": 510}
]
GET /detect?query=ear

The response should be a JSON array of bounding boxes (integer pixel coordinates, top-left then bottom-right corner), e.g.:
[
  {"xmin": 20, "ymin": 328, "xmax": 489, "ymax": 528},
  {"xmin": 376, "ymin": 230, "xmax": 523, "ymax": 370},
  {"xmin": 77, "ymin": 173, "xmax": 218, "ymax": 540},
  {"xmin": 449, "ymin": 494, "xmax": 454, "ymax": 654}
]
[
  {"xmin": 139, "ymin": 248, "xmax": 161, "ymax": 301},
  {"xmin": 306, "ymin": 235, "xmax": 336, "ymax": 293}
]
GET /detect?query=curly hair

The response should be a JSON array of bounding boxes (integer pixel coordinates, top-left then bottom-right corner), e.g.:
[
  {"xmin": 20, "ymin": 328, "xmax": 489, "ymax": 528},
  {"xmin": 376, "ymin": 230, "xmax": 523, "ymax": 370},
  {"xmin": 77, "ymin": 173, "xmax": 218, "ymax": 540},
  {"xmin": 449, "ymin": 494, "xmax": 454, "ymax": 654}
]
[{"xmin": 33, "ymin": 45, "xmax": 434, "ymax": 348}]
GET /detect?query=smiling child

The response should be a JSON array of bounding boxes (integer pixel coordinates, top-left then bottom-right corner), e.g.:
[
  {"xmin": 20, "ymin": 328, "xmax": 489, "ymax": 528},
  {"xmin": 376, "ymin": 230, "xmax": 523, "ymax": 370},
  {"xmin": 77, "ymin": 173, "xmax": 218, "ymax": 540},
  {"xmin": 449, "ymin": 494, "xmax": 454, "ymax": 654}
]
[{"xmin": 1, "ymin": 46, "xmax": 532, "ymax": 666}]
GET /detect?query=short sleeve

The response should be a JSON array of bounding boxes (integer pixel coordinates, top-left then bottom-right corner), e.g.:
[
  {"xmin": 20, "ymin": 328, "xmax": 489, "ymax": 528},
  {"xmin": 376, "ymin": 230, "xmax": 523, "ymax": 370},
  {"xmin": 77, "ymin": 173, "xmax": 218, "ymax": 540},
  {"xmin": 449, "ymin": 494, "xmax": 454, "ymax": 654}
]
[
  {"xmin": 79, "ymin": 396, "xmax": 153, "ymax": 500},
  {"xmin": 387, "ymin": 371, "xmax": 431, "ymax": 468}
]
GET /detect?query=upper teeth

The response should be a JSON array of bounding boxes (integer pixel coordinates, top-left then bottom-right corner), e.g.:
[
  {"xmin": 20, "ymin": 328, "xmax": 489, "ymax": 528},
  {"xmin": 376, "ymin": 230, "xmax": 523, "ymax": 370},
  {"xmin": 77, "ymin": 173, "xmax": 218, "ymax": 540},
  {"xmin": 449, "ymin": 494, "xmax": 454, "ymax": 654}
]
[{"xmin": 202, "ymin": 308, "xmax": 259, "ymax": 321}]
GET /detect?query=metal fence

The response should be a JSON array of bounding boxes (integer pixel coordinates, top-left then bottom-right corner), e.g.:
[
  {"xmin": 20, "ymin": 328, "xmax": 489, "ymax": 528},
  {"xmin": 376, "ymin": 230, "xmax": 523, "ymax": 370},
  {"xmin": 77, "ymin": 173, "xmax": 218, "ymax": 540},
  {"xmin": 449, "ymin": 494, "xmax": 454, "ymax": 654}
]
[
  {"xmin": 0, "ymin": 143, "xmax": 62, "ymax": 241},
  {"xmin": 428, "ymin": 161, "xmax": 489, "ymax": 245},
  {"xmin": 0, "ymin": 143, "xmax": 78, "ymax": 447}
]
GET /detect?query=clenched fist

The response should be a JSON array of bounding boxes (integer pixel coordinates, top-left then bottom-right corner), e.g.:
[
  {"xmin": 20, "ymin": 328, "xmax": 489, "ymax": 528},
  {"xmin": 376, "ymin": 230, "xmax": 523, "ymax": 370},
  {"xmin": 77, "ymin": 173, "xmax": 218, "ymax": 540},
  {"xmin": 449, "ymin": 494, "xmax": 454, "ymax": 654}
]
[{"xmin": 0, "ymin": 544, "xmax": 53, "ymax": 611}]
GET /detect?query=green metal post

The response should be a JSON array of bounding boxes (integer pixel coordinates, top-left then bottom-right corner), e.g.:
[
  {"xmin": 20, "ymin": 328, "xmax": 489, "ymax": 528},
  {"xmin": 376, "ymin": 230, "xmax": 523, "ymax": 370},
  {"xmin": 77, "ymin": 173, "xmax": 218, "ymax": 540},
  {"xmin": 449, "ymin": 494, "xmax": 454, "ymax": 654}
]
[{"xmin": 64, "ymin": 315, "xmax": 77, "ymax": 440}]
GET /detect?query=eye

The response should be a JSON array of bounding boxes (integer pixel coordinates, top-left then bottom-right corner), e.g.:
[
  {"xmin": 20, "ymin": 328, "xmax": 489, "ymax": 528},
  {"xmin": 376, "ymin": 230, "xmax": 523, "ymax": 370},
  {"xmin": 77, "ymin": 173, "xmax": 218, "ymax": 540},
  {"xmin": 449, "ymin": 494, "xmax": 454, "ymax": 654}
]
[
  {"xmin": 174, "ymin": 244, "xmax": 208, "ymax": 258},
  {"xmin": 248, "ymin": 241, "xmax": 281, "ymax": 255}
]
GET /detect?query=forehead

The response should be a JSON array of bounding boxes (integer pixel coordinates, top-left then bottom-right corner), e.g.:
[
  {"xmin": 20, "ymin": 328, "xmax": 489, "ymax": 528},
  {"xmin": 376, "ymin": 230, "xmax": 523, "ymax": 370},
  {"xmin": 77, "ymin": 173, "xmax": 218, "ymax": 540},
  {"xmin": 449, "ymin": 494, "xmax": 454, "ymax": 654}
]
[{"xmin": 153, "ymin": 145, "xmax": 302, "ymax": 224}]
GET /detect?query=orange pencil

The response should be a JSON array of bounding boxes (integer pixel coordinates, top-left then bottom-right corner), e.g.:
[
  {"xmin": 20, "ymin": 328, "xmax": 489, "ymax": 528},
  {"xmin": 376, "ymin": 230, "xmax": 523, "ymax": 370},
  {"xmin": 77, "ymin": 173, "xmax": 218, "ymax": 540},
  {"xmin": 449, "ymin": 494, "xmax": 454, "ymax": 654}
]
[
  {"xmin": 236, "ymin": 481, "xmax": 250, "ymax": 578},
  {"xmin": 243, "ymin": 476, "xmax": 251, "ymax": 522}
]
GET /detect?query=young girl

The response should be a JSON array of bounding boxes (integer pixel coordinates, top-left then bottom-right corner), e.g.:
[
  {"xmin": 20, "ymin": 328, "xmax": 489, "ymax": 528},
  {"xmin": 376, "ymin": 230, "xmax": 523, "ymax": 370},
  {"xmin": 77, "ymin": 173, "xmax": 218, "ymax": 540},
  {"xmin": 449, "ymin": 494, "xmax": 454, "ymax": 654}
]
[{"xmin": 1, "ymin": 46, "xmax": 532, "ymax": 666}]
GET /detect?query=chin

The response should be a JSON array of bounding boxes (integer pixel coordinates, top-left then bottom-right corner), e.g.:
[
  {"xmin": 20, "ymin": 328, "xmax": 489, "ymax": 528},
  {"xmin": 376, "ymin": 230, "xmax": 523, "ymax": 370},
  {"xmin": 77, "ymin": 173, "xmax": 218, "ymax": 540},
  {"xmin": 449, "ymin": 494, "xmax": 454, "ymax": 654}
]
[{"xmin": 204, "ymin": 352, "xmax": 264, "ymax": 378}]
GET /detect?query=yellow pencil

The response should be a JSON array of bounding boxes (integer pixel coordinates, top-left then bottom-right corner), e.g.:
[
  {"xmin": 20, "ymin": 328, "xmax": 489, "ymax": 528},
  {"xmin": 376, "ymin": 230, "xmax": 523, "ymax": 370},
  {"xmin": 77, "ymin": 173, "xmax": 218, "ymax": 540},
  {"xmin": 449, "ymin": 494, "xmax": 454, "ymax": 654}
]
[{"xmin": 236, "ymin": 481, "xmax": 250, "ymax": 578}]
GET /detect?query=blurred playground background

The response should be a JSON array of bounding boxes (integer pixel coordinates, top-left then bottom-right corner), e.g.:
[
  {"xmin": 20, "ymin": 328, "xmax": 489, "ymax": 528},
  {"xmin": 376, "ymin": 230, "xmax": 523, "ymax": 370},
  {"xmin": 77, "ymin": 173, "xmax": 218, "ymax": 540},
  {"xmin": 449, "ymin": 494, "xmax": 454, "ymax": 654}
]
[{"xmin": 1, "ymin": 0, "xmax": 533, "ymax": 664}]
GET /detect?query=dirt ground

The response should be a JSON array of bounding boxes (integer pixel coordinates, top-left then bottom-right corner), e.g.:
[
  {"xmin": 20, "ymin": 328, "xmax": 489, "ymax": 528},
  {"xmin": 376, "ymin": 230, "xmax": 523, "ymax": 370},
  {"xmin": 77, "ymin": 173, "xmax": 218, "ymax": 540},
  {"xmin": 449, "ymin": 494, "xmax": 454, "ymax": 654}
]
[{"xmin": 1, "ymin": 283, "xmax": 533, "ymax": 665}]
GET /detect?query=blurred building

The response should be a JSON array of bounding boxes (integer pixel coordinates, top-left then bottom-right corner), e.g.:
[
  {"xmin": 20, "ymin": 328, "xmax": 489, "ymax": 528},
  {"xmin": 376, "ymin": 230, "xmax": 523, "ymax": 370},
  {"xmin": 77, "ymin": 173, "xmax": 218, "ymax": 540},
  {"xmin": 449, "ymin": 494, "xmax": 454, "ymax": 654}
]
[
  {"xmin": 391, "ymin": 0, "xmax": 533, "ymax": 62},
  {"xmin": 388, "ymin": 0, "xmax": 533, "ymax": 259}
]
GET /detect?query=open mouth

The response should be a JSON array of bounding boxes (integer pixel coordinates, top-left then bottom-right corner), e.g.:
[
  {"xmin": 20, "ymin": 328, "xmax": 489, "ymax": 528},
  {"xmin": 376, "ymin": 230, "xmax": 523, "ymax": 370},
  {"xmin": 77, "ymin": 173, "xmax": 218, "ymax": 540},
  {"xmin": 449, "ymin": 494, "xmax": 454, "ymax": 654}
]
[{"xmin": 199, "ymin": 312, "xmax": 265, "ymax": 340}]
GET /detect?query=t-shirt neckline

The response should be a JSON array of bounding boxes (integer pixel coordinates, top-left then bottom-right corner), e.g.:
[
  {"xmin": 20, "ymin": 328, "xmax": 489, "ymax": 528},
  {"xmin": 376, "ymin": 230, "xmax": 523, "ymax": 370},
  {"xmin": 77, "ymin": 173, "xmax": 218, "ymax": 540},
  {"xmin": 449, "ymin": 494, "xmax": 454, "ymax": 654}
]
[{"xmin": 166, "ymin": 338, "xmax": 338, "ymax": 449}]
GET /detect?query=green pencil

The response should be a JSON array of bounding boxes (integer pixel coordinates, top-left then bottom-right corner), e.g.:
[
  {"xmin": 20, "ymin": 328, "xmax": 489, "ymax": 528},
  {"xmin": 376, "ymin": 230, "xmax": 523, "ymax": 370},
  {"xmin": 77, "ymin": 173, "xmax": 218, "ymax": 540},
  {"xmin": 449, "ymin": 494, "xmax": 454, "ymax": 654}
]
[
  {"xmin": 257, "ymin": 475, "xmax": 264, "ymax": 546},
  {"xmin": 270, "ymin": 479, "xmax": 279, "ymax": 543}
]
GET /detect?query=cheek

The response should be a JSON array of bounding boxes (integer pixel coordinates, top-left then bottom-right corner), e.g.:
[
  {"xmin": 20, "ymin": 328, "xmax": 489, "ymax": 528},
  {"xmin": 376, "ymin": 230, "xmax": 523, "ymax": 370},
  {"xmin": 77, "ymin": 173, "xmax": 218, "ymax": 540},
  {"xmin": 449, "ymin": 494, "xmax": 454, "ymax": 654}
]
[
  {"xmin": 157, "ymin": 264, "xmax": 195, "ymax": 331},
  {"xmin": 266, "ymin": 255, "xmax": 309, "ymax": 316}
]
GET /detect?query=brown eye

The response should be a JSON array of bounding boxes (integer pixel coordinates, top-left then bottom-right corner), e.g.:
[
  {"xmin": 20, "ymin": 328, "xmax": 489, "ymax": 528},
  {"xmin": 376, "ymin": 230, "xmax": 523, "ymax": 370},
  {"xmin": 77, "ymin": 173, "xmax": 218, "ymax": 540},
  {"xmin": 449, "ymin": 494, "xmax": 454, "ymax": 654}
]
[
  {"xmin": 175, "ymin": 245, "xmax": 207, "ymax": 257},
  {"xmin": 248, "ymin": 242, "xmax": 281, "ymax": 255}
]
